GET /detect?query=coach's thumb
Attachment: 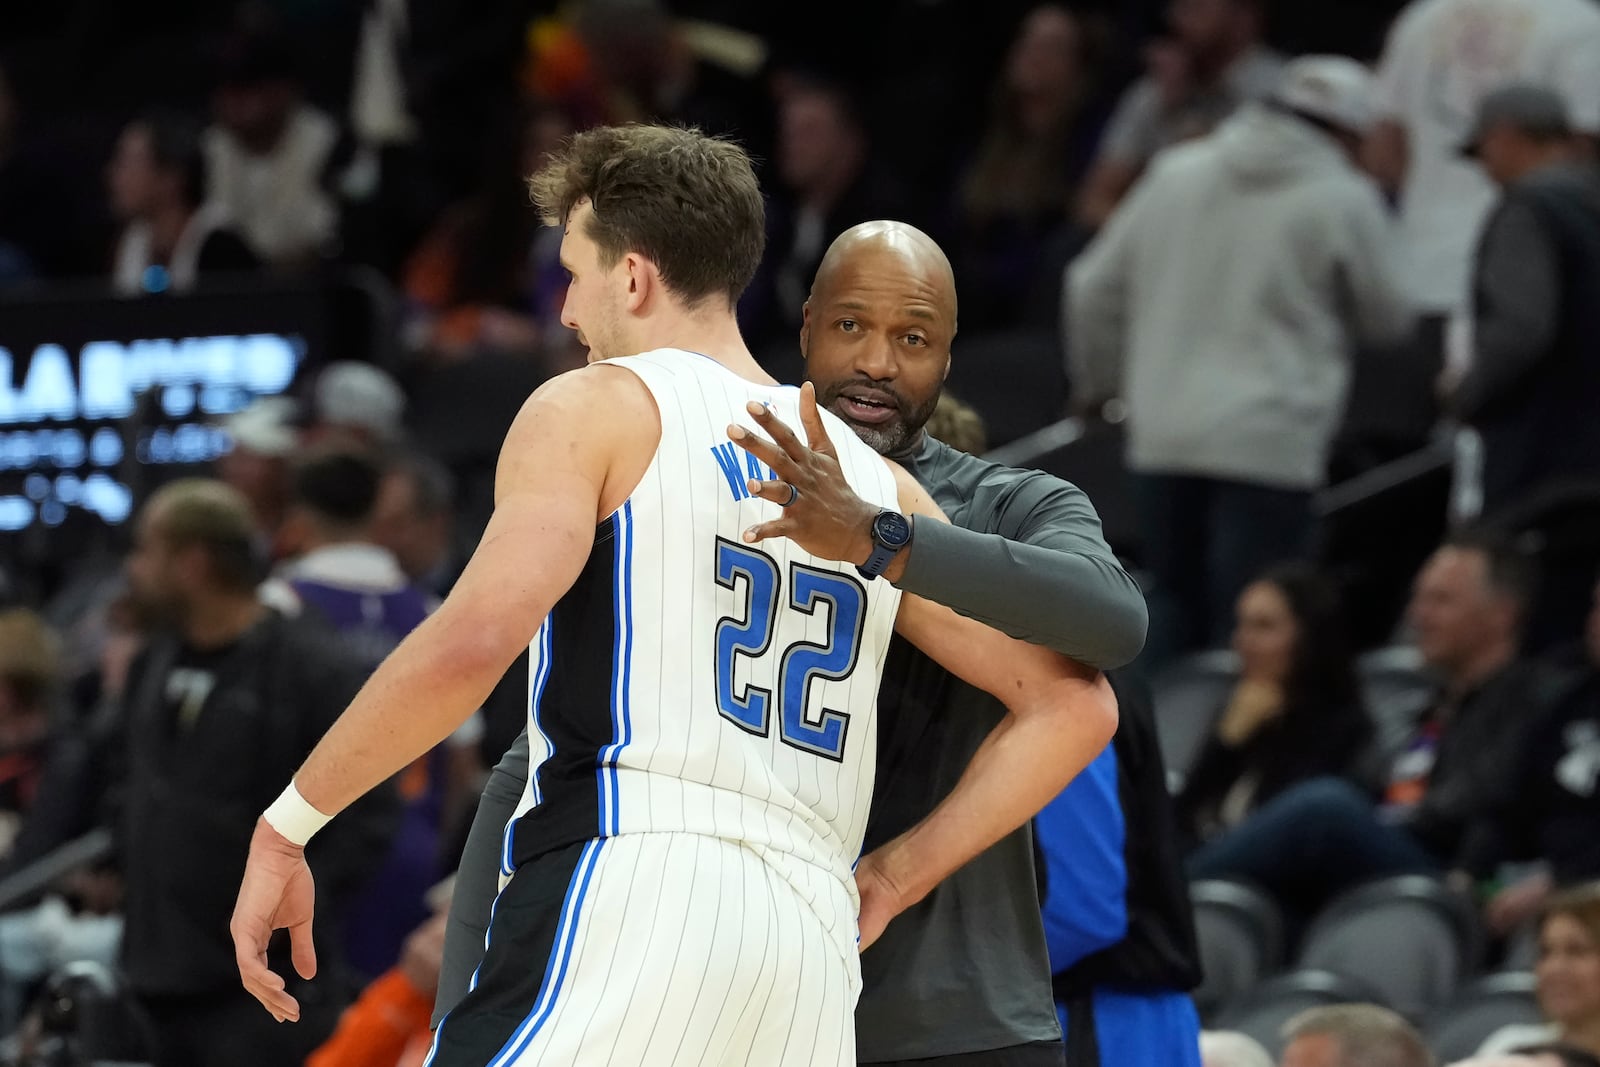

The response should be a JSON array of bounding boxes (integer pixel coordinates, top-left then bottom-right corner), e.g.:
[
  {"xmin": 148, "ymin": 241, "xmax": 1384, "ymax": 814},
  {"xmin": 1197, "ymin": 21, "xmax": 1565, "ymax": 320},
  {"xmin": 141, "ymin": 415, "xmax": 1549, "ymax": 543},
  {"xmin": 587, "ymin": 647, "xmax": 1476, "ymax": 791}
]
[{"xmin": 289, "ymin": 920, "xmax": 318, "ymax": 980}]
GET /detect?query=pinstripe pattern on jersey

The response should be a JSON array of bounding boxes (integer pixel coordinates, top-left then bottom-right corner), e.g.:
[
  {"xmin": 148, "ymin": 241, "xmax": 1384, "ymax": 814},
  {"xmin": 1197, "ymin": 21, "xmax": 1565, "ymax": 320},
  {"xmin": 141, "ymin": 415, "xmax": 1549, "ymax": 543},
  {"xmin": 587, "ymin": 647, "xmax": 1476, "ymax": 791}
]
[
  {"xmin": 422, "ymin": 839, "xmax": 603, "ymax": 1066},
  {"xmin": 434, "ymin": 834, "xmax": 854, "ymax": 1066},
  {"xmin": 487, "ymin": 838, "xmax": 605, "ymax": 1066}
]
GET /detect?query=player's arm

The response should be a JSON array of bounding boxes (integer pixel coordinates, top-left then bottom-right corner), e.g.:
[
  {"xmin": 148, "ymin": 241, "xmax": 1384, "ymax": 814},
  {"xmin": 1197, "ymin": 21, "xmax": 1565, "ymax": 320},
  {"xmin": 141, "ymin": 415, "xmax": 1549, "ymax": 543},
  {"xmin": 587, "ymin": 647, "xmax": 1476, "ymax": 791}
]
[
  {"xmin": 853, "ymin": 468, "xmax": 1118, "ymax": 946},
  {"xmin": 233, "ymin": 365, "xmax": 657, "ymax": 1022},
  {"xmin": 729, "ymin": 387, "xmax": 1146, "ymax": 668}
]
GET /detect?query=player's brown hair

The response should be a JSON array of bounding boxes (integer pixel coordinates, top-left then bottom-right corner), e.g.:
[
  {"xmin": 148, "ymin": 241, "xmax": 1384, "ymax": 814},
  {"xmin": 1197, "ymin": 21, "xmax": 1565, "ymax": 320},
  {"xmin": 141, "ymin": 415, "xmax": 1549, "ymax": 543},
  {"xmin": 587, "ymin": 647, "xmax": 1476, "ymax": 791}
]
[{"xmin": 527, "ymin": 123, "xmax": 765, "ymax": 308}]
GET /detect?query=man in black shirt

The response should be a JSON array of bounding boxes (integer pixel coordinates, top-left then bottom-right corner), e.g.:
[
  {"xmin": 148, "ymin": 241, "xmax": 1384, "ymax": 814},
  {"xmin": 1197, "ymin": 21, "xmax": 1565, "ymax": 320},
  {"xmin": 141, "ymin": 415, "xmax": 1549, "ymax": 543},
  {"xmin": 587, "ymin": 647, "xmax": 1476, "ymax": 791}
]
[
  {"xmin": 1462, "ymin": 578, "xmax": 1600, "ymax": 934},
  {"xmin": 436, "ymin": 223, "xmax": 1187, "ymax": 1065},
  {"xmin": 115, "ymin": 479, "xmax": 395, "ymax": 1066}
]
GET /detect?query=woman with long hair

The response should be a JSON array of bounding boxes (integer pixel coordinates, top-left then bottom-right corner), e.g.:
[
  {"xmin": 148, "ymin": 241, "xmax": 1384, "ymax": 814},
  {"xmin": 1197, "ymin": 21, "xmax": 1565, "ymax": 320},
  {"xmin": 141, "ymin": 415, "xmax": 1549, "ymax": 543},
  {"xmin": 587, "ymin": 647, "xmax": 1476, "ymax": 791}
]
[{"xmin": 1176, "ymin": 563, "xmax": 1373, "ymax": 846}]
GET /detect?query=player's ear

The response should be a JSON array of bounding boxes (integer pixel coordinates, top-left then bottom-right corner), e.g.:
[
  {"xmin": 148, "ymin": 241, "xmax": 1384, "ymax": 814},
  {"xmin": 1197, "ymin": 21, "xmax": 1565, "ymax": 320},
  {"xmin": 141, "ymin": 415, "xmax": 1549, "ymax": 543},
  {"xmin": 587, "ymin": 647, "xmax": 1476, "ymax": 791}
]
[
  {"xmin": 622, "ymin": 253, "xmax": 653, "ymax": 313},
  {"xmin": 799, "ymin": 301, "xmax": 812, "ymax": 360}
]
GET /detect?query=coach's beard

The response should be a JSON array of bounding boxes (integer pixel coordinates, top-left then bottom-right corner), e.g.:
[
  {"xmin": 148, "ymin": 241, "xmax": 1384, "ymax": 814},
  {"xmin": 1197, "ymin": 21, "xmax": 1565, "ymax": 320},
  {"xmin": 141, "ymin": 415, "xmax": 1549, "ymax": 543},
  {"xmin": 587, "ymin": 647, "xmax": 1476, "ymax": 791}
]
[{"xmin": 815, "ymin": 377, "xmax": 937, "ymax": 459}]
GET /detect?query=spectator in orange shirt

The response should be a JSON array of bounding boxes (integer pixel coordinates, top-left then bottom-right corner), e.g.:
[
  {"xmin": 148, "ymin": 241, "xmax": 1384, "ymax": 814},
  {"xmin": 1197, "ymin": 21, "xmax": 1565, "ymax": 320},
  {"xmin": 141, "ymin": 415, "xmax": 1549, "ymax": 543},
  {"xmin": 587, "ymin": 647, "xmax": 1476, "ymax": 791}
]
[{"xmin": 307, "ymin": 879, "xmax": 452, "ymax": 1067}]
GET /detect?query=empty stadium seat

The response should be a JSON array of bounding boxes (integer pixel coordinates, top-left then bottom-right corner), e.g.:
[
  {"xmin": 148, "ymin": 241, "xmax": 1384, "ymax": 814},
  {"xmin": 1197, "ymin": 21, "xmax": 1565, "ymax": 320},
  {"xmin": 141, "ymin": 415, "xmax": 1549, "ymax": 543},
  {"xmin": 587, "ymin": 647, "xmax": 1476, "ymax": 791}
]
[
  {"xmin": 1297, "ymin": 875, "xmax": 1482, "ymax": 1020},
  {"xmin": 1150, "ymin": 650, "xmax": 1239, "ymax": 791},
  {"xmin": 1191, "ymin": 878, "xmax": 1287, "ymax": 1021},
  {"xmin": 1425, "ymin": 971, "xmax": 1542, "ymax": 1063},
  {"xmin": 1215, "ymin": 968, "xmax": 1385, "ymax": 1058}
]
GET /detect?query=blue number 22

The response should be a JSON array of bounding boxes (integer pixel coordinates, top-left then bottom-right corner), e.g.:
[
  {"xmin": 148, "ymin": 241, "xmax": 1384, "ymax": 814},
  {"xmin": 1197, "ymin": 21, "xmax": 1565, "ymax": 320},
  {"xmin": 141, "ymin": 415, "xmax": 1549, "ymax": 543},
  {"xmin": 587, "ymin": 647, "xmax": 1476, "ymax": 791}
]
[{"xmin": 714, "ymin": 539, "xmax": 866, "ymax": 762}]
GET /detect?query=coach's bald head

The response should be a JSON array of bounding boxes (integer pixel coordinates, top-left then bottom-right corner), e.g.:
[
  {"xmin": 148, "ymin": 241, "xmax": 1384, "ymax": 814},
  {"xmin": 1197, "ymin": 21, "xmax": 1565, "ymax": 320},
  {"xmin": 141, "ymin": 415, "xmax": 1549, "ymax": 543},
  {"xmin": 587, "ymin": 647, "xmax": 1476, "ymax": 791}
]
[{"xmin": 802, "ymin": 221, "xmax": 958, "ymax": 457}]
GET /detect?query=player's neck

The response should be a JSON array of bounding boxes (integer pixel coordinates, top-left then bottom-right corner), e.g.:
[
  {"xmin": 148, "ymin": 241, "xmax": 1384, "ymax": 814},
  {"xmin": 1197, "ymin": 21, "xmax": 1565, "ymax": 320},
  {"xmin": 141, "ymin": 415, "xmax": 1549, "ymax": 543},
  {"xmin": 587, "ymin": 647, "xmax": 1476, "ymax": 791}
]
[{"xmin": 639, "ymin": 308, "xmax": 777, "ymax": 386}]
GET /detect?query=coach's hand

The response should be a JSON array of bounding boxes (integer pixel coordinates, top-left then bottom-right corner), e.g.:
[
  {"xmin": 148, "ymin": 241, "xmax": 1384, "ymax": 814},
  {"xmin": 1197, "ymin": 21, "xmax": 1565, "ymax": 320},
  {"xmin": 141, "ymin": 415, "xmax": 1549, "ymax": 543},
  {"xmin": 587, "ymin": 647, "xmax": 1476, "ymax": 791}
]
[
  {"xmin": 727, "ymin": 383, "xmax": 881, "ymax": 568},
  {"xmin": 231, "ymin": 818, "xmax": 319, "ymax": 1023}
]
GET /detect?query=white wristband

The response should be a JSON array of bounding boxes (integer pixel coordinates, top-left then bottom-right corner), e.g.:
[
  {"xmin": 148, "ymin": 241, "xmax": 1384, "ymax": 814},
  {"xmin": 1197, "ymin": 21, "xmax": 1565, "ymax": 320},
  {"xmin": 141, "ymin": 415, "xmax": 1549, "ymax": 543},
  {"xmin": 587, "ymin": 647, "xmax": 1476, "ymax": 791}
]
[{"xmin": 262, "ymin": 781, "xmax": 333, "ymax": 847}]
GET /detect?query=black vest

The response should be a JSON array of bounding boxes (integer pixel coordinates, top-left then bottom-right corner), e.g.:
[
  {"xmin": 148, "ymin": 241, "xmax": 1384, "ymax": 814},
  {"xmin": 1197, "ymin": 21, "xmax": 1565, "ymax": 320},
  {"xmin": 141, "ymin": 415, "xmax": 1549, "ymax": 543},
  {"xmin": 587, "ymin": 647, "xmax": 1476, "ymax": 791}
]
[{"xmin": 1474, "ymin": 165, "xmax": 1600, "ymax": 516}]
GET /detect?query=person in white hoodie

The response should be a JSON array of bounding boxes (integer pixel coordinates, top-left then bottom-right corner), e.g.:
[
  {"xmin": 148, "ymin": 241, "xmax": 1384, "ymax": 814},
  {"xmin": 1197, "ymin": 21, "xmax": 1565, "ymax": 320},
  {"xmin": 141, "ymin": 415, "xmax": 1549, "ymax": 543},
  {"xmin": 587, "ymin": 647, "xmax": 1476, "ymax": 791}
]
[{"xmin": 1067, "ymin": 55, "xmax": 1414, "ymax": 669}]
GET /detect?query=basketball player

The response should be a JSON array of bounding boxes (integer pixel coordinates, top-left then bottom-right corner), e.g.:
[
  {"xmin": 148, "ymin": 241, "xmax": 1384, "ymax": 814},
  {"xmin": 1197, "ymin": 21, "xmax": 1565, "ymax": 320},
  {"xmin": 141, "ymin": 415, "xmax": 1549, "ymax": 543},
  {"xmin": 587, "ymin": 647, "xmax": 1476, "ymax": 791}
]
[
  {"xmin": 232, "ymin": 125, "xmax": 1117, "ymax": 1066},
  {"xmin": 436, "ymin": 222, "xmax": 1159, "ymax": 1066}
]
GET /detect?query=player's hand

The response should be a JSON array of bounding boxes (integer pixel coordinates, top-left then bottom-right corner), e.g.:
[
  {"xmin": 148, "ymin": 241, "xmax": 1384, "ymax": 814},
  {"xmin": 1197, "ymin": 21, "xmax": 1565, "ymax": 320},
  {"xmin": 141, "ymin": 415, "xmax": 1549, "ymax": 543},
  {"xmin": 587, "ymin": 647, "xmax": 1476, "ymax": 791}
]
[
  {"xmin": 727, "ymin": 382, "xmax": 879, "ymax": 565},
  {"xmin": 854, "ymin": 850, "xmax": 912, "ymax": 953},
  {"xmin": 231, "ymin": 818, "xmax": 319, "ymax": 1023}
]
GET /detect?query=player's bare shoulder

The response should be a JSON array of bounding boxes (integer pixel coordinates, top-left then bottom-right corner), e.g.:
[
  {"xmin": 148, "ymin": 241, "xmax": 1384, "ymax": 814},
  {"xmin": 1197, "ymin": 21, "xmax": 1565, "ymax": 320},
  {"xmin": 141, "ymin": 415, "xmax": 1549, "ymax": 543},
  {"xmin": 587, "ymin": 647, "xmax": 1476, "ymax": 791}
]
[{"xmin": 496, "ymin": 362, "xmax": 663, "ymax": 518}]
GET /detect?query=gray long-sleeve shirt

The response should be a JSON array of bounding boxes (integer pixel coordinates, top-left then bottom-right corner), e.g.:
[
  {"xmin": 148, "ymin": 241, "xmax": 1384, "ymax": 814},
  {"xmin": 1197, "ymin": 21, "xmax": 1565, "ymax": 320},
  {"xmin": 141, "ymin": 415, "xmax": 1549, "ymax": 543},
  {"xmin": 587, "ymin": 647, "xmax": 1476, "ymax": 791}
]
[{"xmin": 433, "ymin": 433, "xmax": 1146, "ymax": 1056}]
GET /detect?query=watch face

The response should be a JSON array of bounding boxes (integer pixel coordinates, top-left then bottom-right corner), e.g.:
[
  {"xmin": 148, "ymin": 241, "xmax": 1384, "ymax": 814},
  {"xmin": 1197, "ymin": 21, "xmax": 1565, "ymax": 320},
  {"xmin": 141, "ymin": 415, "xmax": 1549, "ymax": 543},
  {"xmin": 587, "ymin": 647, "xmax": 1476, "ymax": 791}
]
[{"xmin": 874, "ymin": 511, "xmax": 913, "ymax": 548}]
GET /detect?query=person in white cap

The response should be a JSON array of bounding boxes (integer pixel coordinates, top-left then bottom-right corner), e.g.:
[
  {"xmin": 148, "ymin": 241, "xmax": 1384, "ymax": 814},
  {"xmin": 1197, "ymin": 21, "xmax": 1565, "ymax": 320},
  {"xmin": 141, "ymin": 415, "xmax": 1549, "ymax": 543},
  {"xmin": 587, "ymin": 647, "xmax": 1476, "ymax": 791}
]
[
  {"xmin": 216, "ymin": 395, "xmax": 299, "ymax": 545},
  {"xmin": 1067, "ymin": 55, "xmax": 1416, "ymax": 670},
  {"xmin": 308, "ymin": 361, "xmax": 406, "ymax": 448}
]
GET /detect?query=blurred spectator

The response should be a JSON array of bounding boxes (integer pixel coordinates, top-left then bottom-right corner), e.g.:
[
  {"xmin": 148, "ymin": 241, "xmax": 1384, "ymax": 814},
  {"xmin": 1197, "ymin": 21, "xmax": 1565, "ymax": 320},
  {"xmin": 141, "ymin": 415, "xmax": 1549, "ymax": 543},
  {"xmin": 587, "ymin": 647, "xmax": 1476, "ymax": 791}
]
[
  {"xmin": 1445, "ymin": 86, "xmax": 1600, "ymax": 522},
  {"xmin": 1189, "ymin": 533, "xmax": 1555, "ymax": 915},
  {"xmin": 1044, "ymin": 674, "xmax": 1204, "ymax": 1067},
  {"xmin": 107, "ymin": 109, "xmax": 259, "ymax": 295},
  {"xmin": 306, "ymin": 879, "xmax": 453, "ymax": 1067},
  {"xmin": 1479, "ymin": 885, "xmax": 1600, "ymax": 1059},
  {"xmin": 0, "ymin": 58, "xmax": 99, "ymax": 284},
  {"xmin": 951, "ymin": 4, "xmax": 1110, "ymax": 330},
  {"xmin": 307, "ymin": 361, "xmax": 407, "ymax": 450},
  {"xmin": 0, "ymin": 593, "xmax": 141, "ymax": 886},
  {"xmin": 1512, "ymin": 1049, "xmax": 1600, "ymax": 1067},
  {"xmin": 1176, "ymin": 564, "xmax": 1372, "ymax": 847},
  {"xmin": 1456, "ymin": 1052, "xmax": 1600, "ymax": 1067},
  {"xmin": 263, "ymin": 446, "xmax": 473, "ymax": 981},
  {"xmin": 741, "ymin": 73, "xmax": 910, "ymax": 360},
  {"xmin": 401, "ymin": 99, "xmax": 573, "ymax": 361},
  {"xmin": 114, "ymin": 479, "xmax": 396, "ymax": 1066},
  {"xmin": 0, "ymin": 65, "xmax": 33, "ymax": 289},
  {"xmin": 1076, "ymin": 0, "xmax": 1285, "ymax": 230},
  {"xmin": 204, "ymin": 25, "xmax": 346, "ymax": 271},
  {"xmin": 0, "ymin": 610, "xmax": 61, "ymax": 862},
  {"xmin": 1366, "ymin": 0, "xmax": 1600, "ymax": 326},
  {"xmin": 266, "ymin": 448, "xmax": 432, "ymax": 665},
  {"xmin": 565, "ymin": 0, "xmax": 767, "ymax": 139},
  {"xmin": 1277, "ymin": 1004, "xmax": 1433, "ymax": 1067},
  {"xmin": 370, "ymin": 449, "xmax": 458, "ymax": 596},
  {"xmin": 1202, "ymin": 1030, "xmax": 1274, "ymax": 1067},
  {"xmin": 216, "ymin": 396, "xmax": 299, "ymax": 551},
  {"xmin": 1461, "ymin": 580, "xmax": 1600, "ymax": 933},
  {"xmin": 924, "ymin": 391, "xmax": 990, "ymax": 457},
  {"xmin": 1068, "ymin": 56, "xmax": 1414, "ymax": 667}
]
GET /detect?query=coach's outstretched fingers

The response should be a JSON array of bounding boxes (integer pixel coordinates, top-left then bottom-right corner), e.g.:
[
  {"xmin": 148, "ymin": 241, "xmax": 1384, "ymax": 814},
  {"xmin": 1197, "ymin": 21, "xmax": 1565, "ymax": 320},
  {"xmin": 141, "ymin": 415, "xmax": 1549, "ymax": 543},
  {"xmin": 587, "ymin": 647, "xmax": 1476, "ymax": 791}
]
[
  {"xmin": 728, "ymin": 397, "xmax": 882, "ymax": 563},
  {"xmin": 795, "ymin": 382, "xmax": 838, "ymax": 456}
]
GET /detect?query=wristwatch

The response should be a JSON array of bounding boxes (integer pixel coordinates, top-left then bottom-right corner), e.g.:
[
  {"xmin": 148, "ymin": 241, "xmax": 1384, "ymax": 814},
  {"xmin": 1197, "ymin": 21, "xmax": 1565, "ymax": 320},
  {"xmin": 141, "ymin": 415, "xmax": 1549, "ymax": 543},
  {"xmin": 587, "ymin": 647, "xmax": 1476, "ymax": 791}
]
[{"xmin": 857, "ymin": 510, "xmax": 914, "ymax": 580}]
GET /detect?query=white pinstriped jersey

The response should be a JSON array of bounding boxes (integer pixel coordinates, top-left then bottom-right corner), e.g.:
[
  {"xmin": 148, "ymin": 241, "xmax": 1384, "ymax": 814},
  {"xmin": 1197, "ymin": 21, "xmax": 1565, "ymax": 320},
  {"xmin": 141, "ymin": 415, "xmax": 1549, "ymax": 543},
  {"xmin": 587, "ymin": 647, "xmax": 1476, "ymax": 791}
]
[{"xmin": 501, "ymin": 349, "xmax": 902, "ymax": 935}]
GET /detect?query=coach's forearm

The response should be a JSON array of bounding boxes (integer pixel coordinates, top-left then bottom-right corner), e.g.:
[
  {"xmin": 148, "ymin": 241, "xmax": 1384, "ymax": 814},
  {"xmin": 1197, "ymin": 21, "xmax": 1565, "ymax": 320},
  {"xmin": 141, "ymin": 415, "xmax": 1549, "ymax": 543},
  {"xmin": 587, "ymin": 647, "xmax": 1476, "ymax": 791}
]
[
  {"xmin": 897, "ymin": 519, "xmax": 1148, "ymax": 669},
  {"xmin": 434, "ymin": 730, "xmax": 531, "ymax": 1027},
  {"xmin": 292, "ymin": 611, "xmax": 524, "ymax": 818},
  {"xmin": 869, "ymin": 676, "xmax": 1118, "ymax": 908}
]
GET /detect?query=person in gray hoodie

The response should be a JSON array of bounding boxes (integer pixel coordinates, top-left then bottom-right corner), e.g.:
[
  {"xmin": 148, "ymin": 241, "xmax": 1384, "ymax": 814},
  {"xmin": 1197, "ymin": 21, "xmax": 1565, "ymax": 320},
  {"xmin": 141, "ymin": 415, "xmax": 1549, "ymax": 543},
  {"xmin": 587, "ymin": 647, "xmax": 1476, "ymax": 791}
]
[{"xmin": 1067, "ymin": 55, "xmax": 1414, "ymax": 670}]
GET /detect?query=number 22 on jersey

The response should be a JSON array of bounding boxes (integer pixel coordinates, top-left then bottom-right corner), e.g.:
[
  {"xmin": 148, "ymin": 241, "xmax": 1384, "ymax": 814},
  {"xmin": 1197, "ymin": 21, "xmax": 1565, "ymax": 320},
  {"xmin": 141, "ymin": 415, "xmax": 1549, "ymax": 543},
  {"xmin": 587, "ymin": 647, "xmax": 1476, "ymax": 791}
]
[{"xmin": 713, "ymin": 538, "xmax": 866, "ymax": 762}]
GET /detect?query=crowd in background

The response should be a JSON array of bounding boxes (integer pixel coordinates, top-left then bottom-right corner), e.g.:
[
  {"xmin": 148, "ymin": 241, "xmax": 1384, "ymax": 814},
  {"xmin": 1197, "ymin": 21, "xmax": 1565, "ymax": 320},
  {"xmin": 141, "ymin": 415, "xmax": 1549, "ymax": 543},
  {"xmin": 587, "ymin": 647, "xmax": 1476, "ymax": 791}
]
[{"xmin": 1, "ymin": 0, "xmax": 1600, "ymax": 1063}]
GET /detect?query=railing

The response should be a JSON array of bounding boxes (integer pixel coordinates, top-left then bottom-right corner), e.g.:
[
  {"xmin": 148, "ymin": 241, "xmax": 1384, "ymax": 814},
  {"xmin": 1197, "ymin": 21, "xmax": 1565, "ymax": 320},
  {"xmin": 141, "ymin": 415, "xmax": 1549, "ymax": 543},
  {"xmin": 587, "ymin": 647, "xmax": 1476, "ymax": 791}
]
[
  {"xmin": 0, "ymin": 828, "xmax": 114, "ymax": 915},
  {"xmin": 982, "ymin": 415, "xmax": 1456, "ymax": 523}
]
